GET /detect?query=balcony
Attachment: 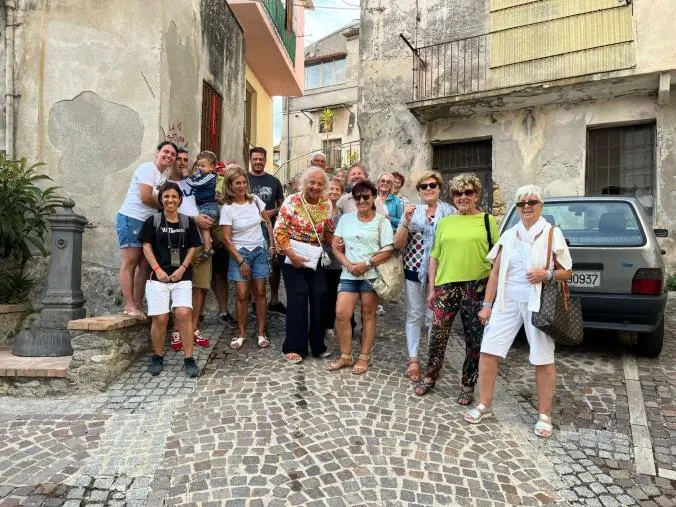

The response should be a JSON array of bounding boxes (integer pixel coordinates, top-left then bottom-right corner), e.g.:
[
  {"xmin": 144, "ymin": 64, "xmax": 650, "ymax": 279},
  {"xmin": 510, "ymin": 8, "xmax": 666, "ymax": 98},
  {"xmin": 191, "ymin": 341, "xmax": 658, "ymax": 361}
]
[
  {"xmin": 403, "ymin": 1, "xmax": 666, "ymax": 122},
  {"xmin": 228, "ymin": 0, "xmax": 303, "ymax": 96}
]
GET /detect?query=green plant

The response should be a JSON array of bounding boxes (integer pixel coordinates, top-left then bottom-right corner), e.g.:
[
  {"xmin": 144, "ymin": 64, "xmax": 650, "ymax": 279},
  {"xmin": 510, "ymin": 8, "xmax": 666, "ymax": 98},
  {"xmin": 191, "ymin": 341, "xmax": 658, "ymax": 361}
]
[
  {"xmin": 346, "ymin": 150, "xmax": 360, "ymax": 166},
  {"xmin": 0, "ymin": 155, "xmax": 62, "ymax": 268},
  {"xmin": 319, "ymin": 108, "xmax": 334, "ymax": 134},
  {"xmin": 667, "ymin": 273, "xmax": 676, "ymax": 291},
  {"xmin": 0, "ymin": 270, "xmax": 34, "ymax": 304}
]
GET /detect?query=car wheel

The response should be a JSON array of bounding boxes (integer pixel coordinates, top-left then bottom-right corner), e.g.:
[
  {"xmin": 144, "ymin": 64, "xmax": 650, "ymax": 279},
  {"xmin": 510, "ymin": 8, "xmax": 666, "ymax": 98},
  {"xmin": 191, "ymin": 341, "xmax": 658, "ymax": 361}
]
[{"xmin": 633, "ymin": 320, "xmax": 664, "ymax": 357}]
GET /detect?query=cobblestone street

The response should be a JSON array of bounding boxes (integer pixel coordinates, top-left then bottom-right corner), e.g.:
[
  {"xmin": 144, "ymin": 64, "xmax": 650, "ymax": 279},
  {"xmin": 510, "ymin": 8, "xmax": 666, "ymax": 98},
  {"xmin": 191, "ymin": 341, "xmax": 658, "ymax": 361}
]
[{"xmin": 0, "ymin": 296, "xmax": 675, "ymax": 506}]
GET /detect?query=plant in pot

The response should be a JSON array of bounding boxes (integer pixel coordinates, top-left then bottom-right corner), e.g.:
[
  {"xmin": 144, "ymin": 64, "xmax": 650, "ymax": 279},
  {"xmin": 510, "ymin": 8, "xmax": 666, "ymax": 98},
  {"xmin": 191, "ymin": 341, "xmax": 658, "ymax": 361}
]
[{"xmin": 0, "ymin": 154, "xmax": 61, "ymax": 344}]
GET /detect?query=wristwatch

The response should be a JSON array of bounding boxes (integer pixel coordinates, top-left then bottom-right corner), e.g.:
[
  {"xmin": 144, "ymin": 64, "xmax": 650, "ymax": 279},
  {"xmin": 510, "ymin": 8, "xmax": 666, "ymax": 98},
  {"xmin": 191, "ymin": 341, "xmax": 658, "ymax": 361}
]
[{"xmin": 365, "ymin": 258, "xmax": 373, "ymax": 269}]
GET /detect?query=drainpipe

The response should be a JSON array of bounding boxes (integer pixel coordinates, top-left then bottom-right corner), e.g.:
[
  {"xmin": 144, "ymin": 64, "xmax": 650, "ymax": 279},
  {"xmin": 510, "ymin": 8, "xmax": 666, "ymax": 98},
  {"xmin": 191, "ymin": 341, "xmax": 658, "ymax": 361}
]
[
  {"xmin": 285, "ymin": 97, "xmax": 291, "ymax": 183},
  {"xmin": 5, "ymin": 0, "xmax": 16, "ymax": 159}
]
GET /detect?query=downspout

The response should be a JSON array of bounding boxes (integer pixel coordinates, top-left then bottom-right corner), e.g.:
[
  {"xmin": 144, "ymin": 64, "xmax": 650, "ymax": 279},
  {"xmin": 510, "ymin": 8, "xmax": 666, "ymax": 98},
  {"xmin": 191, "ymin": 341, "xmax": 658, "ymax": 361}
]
[
  {"xmin": 5, "ymin": 0, "xmax": 16, "ymax": 159},
  {"xmin": 285, "ymin": 97, "xmax": 291, "ymax": 183}
]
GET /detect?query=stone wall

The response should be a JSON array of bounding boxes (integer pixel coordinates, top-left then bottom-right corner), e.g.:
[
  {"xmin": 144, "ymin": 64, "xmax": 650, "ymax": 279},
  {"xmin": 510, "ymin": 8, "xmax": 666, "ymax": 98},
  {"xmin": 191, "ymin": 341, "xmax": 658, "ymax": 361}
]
[{"xmin": 0, "ymin": 304, "xmax": 29, "ymax": 346}]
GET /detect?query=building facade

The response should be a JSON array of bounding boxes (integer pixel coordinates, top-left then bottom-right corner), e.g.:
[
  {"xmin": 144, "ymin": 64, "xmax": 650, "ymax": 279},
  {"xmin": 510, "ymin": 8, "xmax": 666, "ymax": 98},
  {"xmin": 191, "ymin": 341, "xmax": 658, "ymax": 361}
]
[
  {"xmin": 1, "ymin": 0, "xmax": 246, "ymax": 272},
  {"xmin": 279, "ymin": 22, "xmax": 360, "ymax": 184},
  {"xmin": 228, "ymin": 0, "xmax": 311, "ymax": 171},
  {"xmin": 359, "ymin": 0, "xmax": 676, "ymax": 265}
]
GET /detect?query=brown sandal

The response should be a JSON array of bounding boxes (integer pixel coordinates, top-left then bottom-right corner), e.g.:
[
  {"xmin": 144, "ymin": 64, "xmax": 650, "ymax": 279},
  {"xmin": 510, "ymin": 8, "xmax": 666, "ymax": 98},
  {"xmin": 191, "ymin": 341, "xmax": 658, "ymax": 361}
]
[
  {"xmin": 406, "ymin": 359, "xmax": 421, "ymax": 382},
  {"xmin": 351, "ymin": 353, "xmax": 370, "ymax": 375},
  {"xmin": 327, "ymin": 353, "xmax": 353, "ymax": 371},
  {"xmin": 457, "ymin": 386, "xmax": 474, "ymax": 406}
]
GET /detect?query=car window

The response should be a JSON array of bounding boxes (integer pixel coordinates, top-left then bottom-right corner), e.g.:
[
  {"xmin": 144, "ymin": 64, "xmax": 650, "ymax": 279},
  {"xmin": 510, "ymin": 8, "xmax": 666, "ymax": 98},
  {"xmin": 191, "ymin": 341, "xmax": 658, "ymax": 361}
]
[{"xmin": 503, "ymin": 201, "xmax": 646, "ymax": 247}]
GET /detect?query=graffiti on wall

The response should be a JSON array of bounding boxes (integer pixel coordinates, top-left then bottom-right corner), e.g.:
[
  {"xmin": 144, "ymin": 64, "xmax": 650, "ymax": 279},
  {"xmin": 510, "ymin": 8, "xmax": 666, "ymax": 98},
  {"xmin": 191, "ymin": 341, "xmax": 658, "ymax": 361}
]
[{"xmin": 166, "ymin": 122, "xmax": 187, "ymax": 147}]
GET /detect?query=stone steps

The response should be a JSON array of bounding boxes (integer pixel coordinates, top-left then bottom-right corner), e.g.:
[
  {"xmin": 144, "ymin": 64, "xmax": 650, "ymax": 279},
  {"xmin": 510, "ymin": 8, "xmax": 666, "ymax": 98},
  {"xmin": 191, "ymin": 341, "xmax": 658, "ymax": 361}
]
[{"xmin": 0, "ymin": 346, "xmax": 70, "ymax": 377}]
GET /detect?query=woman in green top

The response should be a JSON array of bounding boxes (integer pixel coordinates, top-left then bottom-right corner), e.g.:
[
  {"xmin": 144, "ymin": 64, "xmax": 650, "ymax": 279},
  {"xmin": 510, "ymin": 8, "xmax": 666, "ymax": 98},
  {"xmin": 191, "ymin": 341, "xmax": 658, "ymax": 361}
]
[{"xmin": 415, "ymin": 174, "xmax": 499, "ymax": 403}]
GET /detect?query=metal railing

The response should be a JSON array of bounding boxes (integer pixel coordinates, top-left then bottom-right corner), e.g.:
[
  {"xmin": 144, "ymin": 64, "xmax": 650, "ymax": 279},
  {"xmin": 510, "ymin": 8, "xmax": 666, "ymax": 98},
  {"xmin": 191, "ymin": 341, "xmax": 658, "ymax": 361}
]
[
  {"xmin": 410, "ymin": 33, "xmax": 489, "ymax": 101},
  {"xmin": 275, "ymin": 140, "xmax": 360, "ymax": 184},
  {"xmin": 262, "ymin": 0, "xmax": 296, "ymax": 65}
]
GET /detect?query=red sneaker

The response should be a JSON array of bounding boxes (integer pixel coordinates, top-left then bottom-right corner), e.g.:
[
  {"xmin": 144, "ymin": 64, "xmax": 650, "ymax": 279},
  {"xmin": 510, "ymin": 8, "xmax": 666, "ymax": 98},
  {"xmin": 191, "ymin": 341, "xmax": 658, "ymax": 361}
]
[
  {"xmin": 193, "ymin": 329, "xmax": 210, "ymax": 348},
  {"xmin": 169, "ymin": 332, "xmax": 183, "ymax": 351}
]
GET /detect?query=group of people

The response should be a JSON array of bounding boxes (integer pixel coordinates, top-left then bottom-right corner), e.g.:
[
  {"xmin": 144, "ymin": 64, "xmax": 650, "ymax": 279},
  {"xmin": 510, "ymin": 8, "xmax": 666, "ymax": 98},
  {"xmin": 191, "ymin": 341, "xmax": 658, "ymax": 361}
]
[{"xmin": 116, "ymin": 142, "xmax": 573, "ymax": 438}]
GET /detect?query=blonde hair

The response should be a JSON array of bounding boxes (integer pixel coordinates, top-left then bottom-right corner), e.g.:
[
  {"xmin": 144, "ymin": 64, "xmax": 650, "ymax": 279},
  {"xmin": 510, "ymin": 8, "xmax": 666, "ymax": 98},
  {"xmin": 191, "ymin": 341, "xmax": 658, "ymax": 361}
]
[
  {"xmin": 515, "ymin": 184, "xmax": 543, "ymax": 202},
  {"xmin": 450, "ymin": 173, "xmax": 482, "ymax": 197},
  {"xmin": 196, "ymin": 150, "xmax": 218, "ymax": 167},
  {"xmin": 329, "ymin": 177, "xmax": 345, "ymax": 191},
  {"xmin": 223, "ymin": 165, "xmax": 254, "ymax": 204},
  {"xmin": 377, "ymin": 172, "xmax": 394, "ymax": 183},
  {"xmin": 416, "ymin": 171, "xmax": 444, "ymax": 192}
]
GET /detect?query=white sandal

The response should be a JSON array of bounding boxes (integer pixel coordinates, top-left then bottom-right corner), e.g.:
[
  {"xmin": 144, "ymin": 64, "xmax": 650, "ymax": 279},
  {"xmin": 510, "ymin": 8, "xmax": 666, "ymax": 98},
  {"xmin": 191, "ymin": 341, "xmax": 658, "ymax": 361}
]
[
  {"xmin": 464, "ymin": 403, "xmax": 493, "ymax": 424},
  {"xmin": 257, "ymin": 335, "xmax": 270, "ymax": 348},
  {"xmin": 534, "ymin": 414, "xmax": 553, "ymax": 438},
  {"xmin": 230, "ymin": 336, "xmax": 246, "ymax": 350}
]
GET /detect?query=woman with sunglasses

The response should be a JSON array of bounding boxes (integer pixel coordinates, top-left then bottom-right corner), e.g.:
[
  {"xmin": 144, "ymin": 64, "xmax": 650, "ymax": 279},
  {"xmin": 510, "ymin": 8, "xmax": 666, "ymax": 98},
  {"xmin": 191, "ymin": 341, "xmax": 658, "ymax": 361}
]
[
  {"xmin": 328, "ymin": 181, "xmax": 394, "ymax": 375},
  {"xmin": 415, "ymin": 174, "xmax": 498, "ymax": 404},
  {"xmin": 393, "ymin": 171, "xmax": 455, "ymax": 382},
  {"xmin": 464, "ymin": 185, "xmax": 572, "ymax": 438}
]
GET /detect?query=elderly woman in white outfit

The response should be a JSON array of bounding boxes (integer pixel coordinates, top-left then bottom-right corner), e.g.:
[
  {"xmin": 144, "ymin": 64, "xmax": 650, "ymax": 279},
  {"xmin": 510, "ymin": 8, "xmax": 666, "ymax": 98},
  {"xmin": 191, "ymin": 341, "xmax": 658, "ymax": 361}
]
[{"xmin": 464, "ymin": 185, "xmax": 572, "ymax": 438}]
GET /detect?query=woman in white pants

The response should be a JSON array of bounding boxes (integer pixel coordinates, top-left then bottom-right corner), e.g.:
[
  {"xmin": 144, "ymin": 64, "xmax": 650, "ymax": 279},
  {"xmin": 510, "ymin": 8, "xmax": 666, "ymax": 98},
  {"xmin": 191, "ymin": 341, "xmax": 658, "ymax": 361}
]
[
  {"xmin": 464, "ymin": 185, "xmax": 572, "ymax": 438},
  {"xmin": 393, "ymin": 171, "xmax": 455, "ymax": 382}
]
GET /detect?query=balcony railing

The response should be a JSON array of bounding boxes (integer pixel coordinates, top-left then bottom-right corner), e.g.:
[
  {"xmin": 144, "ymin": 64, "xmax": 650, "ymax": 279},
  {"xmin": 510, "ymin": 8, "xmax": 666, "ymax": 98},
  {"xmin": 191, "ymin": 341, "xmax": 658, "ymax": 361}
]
[
  {"xmin": 262, "ymin": 0, "xmax": 296, "ymax": 65},
  {"xmin": 410, "ymin": 34, "xmax": 489, "ymax": 102},
  {"xmin": 275, "ymin": 140, "xmax": 361, "ymax": 185}
]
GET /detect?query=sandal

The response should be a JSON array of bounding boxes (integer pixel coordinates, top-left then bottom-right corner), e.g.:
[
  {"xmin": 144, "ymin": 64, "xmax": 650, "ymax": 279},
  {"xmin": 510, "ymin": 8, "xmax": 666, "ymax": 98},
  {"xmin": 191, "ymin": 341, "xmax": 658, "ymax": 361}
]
[
  {"xmin": 406, "ymin": 359, "xmax": 421, "ymax": 382},
  {"xmin": 230, "ymin": 336, "xmax": 246, "ymax": 350},
  {"xmin": 284, "ymin": 352, "xmax": 303, "ymax": 364},
  {"xmin": 534, "ymin": 414, "xmax": 554, "ymax": 438},
  {"xmin": 351, "ymin": 353, "xmax": 370, "ymax": 375},
  {"xmin": 327, "ymin": 353, "xmax": 353, "ymax": 371},
  {"xmin": 464, "ymin": 403, "xmax": 493, "ymax": 424},
  {"xmin": 414, "ymin": 376, "xmax": 436, "ymax": 396},
  {"xmin": 257, "ymin": 336, "xmax": 270, "ymax": 348},
  {"xmin": 123, "ymin": 309, "xmax": 147, "ymax": 320},
  {"xmin": 457, "ymin": 386, "xmax": 474, "ymax": 406}
]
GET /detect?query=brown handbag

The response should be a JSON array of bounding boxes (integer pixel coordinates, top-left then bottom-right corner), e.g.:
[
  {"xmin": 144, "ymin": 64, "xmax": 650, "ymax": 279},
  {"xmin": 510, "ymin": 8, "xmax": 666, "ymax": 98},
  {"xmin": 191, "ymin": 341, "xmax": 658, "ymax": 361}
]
[{"xmin": 531, "ymin": 227, "xmax": 584, "ymax": 346}]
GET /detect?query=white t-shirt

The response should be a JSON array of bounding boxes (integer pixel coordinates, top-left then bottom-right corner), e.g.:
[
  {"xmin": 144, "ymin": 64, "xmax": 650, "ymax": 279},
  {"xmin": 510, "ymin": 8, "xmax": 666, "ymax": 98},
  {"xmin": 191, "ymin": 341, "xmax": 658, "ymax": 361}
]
[
  {"xmin": 505, "ymin": 240, "xmax": 532, "ymax": 303},
  {"xmin": 337, "ymin": 193, "xmax": 386, "ymax": 215},
  {"xmin": 219, "ymin": 195, "xmax": 266, "ymax": 251},
  {"xmin": 118, "ymin": 162, "xmax": 163, "ymax": 221},
  {"xmin": 170, "ymin": 178, "xmax": 199, "ymax": 217},
  {"xmin": 334, "ymin": 213, "xmax": 394, "ymax": 280}
]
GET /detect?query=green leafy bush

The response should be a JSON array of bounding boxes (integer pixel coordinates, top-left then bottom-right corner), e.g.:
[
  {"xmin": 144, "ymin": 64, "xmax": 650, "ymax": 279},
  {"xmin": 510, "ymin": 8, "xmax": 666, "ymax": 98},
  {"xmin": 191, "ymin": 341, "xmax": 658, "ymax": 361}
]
[
  {"xmin": 0, "ymin": 270, "xmax": 34, "ymax": 304},
  {"xmin": 0, "ymin": 155, "xmax": 62, "ymax": 267},
  {"xmin": 667, "ymin": 273, "xmax": 676, "ymax": 292}
]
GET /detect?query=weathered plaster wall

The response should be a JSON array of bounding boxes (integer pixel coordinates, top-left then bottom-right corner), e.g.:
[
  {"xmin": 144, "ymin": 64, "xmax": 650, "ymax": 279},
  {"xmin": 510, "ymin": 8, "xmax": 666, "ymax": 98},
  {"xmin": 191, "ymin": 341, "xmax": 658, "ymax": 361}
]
[
  {"xmin": 12, "ymin": 0, "xmax": 244, "ymax": 270},
  {"xmin": 634, "ymin": 0, "xmax": 676, "ymax": 74},
  {"xmin": 359, "ymin": 0, "xmax": 489, "ymax": 178}
]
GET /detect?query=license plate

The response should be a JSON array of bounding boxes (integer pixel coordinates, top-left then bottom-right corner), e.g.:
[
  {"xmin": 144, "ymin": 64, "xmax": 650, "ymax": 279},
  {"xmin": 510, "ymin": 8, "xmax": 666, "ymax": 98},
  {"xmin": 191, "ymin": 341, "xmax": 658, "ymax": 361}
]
[{"xmin": 570, "ymin": 271, "xmax": 601, "ymax": 288}]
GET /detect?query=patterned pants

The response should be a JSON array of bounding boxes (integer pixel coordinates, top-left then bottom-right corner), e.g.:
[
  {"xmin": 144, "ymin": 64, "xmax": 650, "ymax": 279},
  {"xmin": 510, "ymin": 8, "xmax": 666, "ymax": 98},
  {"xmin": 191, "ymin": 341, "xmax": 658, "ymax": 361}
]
[{"xmin": 423, "ymin": 278, "xmax": 487, "ymax": 388}]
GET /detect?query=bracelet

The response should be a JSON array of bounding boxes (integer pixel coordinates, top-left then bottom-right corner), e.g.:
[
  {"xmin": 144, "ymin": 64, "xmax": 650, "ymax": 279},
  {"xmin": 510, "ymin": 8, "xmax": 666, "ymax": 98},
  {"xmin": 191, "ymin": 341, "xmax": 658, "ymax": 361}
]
[
  {"xmin": 238, "ymin": 259, "xmax": 245, "ymax": 266},
  {"xmin": 152, "ymin": 265, "xmax": 160, "ymax": 272},
  {"xmin": 547, "ymin": 269, "xmax": 555, "ymax": 281},
  {"xmin": 482, "ymin": 301, "xmax": 493, "ymax": 309},
  {"xmin": 180, "ymin": 264, "xmax": 188, "ymax": 270},
  {"xmin": 399, "ymin": 223, "xmax": 410, "ymax": 230}
]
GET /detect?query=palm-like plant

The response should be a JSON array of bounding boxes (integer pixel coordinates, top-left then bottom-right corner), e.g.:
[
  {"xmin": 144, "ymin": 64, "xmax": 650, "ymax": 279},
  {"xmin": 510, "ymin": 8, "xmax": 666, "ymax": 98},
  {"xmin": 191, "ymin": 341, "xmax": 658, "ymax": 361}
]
[{"xmin": 0, "ymin": 155, "xmax": 62, "ymax": 269}]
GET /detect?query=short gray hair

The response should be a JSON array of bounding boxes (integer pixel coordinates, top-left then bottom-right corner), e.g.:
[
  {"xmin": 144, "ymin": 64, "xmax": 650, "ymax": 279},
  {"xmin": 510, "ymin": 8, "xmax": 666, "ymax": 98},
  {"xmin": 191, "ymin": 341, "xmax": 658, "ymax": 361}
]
[
  {"xmin": 299, "ymin": 166, "xmax": 329, "ymax": 193},
  {"xmin": 310, "ymin": 151, "xmax": 326, "ymax": 163},
  {"xmin": 515, "ymin": 184, "xmax": 543, "ymax": 202},
  {"xmin": 377, "ymin": 172, "xmax": 394, "ymax": 183}
]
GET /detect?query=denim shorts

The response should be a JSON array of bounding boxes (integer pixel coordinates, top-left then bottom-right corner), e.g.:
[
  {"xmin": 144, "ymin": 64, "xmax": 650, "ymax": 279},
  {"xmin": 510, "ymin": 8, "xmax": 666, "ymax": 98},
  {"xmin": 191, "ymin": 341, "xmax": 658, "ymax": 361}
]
[
  {"xmin": 198, "ymin": 201, "xmax": 219, "ymax": 219},
  {"xmin": 116, "ymin": 213, "xmax": 145, "ymax": 248},
  {"xmin": 338, "ymin": 278, "xmax": 377, "ymax": 293},
  {"xmin": 228, "ymin": 246, "xmax": 270, "ymax": 281}
]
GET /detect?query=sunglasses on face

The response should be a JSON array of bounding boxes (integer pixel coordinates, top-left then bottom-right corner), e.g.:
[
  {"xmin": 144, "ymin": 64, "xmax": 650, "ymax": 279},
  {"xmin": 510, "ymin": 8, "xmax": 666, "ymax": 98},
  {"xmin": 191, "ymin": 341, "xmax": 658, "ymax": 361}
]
[
  {"xmin": 417, "ymin": 182, "xmax": 439, "ymax": 191},
  {"xmin": 516, "ymin": 200, "xmax": 541, "ymax": 208},
  {"xmin": 176, "ymin": 157, "xmax": 188, "ymax": 162},
  {"xmin": 354, "ymin": 194, "xmax": 373, "ymax": 202},
  {"xmin": 453, "ymin": 189, "xmax": 476, "ymax": 197}
]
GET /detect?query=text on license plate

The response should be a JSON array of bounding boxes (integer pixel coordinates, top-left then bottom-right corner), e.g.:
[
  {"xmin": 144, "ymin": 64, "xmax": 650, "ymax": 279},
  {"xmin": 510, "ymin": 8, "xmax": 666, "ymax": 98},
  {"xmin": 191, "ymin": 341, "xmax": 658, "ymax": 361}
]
[{"xmin": 570, "ymin": 271, "xmax": 601, "ymax": 288}]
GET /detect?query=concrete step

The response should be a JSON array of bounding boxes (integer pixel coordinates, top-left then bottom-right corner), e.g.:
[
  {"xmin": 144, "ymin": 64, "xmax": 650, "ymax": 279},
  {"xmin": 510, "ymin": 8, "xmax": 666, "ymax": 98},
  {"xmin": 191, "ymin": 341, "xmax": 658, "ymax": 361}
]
[{"xmin": 0, "ymin": 346, "xmax": 70, "ymax": 378}]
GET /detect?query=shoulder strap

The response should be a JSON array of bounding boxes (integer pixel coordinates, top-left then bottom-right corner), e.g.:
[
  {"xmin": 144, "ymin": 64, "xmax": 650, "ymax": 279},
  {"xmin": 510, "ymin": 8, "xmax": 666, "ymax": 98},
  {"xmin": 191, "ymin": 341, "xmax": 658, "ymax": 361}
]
[
  {"xmin": 543, "ymin": 226, "xmax": 554, "ymax": 269},
  {"xmin": 299, "ymin": 195, "xmax": 323, "ymax": 248},
  {"xmin": 153, "ymin": 211, "xmax": 163, "ymax": 231},
  {"xmin": 484, "ymin": 213, "xmax": 494, "ymax": 251},
  {"xmin": 179, "ymin": 213, "xmax": 189, "ymax": 230}
]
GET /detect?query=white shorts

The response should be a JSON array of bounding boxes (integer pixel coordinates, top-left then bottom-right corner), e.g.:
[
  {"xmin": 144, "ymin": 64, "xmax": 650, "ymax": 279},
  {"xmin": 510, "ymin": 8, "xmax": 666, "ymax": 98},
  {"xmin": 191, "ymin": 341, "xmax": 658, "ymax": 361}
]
[
  {"xmin": 146, "ymin": 280, "xmax": 193, "ymax": 316},
  {"xmin": 480, "ymin": 299, "xmax": 555, "ymax": 365}
]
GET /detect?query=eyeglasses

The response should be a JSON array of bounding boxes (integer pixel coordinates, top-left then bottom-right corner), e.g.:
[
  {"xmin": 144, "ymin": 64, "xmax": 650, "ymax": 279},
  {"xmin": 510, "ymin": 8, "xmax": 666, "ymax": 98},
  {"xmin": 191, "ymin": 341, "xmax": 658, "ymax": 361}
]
[
  {"xmin": 417, "ymin": 182, "xmax": 439, "ymax": 191},
  {"xmin": 176, "ymin": 157, "xmax": 189, "ymax": 162},
  {"xmin": 516, "ymin": 200, "xmax": 541, "ymax": 208},
  {"xmin": 452, "ymin": 189, "xmax": 476, "ymax": 197},
  {"xmin": 354, "ymin": 194, "xmax": 372, "ymax": 202},
  {"xmin": 380, "ymin": 179, "xmax": 393, "ymax": 185}
]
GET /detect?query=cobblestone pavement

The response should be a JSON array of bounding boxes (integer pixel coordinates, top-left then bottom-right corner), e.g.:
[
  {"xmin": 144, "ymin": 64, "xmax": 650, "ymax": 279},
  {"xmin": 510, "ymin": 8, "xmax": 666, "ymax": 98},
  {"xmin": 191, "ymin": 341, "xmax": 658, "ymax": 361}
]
[{"xmin": 0, "ymin": 295, "xmax": 675, "ymax": 506}]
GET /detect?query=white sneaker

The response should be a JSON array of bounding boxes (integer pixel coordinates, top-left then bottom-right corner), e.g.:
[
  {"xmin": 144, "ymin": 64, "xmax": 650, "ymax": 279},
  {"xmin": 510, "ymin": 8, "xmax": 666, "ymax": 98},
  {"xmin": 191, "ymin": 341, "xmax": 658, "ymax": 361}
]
[
  {"xmin": 376, "ymin": 305, "xmax": 385, "ymax": 316},
  {"xmin": 325, "ymin": 329, "xmax": 336, "ymax": 341}
]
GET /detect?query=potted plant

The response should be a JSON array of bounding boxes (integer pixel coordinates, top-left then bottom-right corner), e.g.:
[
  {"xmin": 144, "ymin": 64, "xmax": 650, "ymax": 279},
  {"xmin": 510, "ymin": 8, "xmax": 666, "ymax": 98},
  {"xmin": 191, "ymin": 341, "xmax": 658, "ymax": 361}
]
[{"xmin": 0, "ymin": 154, "xmax": 61, "ymax": 344}]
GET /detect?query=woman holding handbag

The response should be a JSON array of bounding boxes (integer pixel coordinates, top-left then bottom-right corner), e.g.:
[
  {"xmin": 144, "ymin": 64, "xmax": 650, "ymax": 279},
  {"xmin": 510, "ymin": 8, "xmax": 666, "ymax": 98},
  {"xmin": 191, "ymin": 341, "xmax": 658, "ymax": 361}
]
[
  {"xmin": 273, "ymin": 166, "xmax": 335, "ymax": 364},
  {"xmin": 327, "ymin": 181, "xmax": 394, "ymax": 375},
  {"xmin": 464, "ymin": 185, "xmax": 572, "ymax": 438}
]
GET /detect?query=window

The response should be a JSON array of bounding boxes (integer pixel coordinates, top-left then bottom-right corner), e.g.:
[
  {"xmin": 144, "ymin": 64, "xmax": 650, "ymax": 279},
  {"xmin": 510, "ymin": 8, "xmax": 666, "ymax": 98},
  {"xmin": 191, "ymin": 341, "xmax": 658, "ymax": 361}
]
[
  {"xmin": 304, "ymin": 58, "xmax": 347, "ymax": 89},
  {"xmin": 586, "ymin": 124, "xmax": 656, "ymax": 216},
  {"xmin": 322, "ymin": 139, "xmax": 342, "ymax": 169},
  {"xmin": 433, "ymin": 140, "xmax": 493, "ymax": 213},
  {"xmin": 201, "ymin": 82, "xmax": 223, "ymax": 157}
]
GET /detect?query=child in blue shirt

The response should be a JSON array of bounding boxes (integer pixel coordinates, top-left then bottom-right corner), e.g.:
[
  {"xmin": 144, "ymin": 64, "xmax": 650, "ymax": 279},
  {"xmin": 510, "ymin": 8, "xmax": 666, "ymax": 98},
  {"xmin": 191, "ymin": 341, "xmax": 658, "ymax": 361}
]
[{"xmin": 185, "ymin": 151, "xmax": 219, "ymax": 257}]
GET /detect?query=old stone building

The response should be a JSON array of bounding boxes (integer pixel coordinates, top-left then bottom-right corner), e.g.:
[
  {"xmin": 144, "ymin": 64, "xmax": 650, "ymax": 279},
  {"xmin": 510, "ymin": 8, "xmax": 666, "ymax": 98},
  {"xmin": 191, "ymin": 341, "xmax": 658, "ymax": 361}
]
[
  {"xmin": 279, "ymin": 21, "xmax": 360, "ymax": 184},
  {"xmin": 0, "ymin": 0, "xmax": 245, "ymax": 311},
  {"xmin": 359, "ymin": 0, "xmax": 676, "ymax": 263}
]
